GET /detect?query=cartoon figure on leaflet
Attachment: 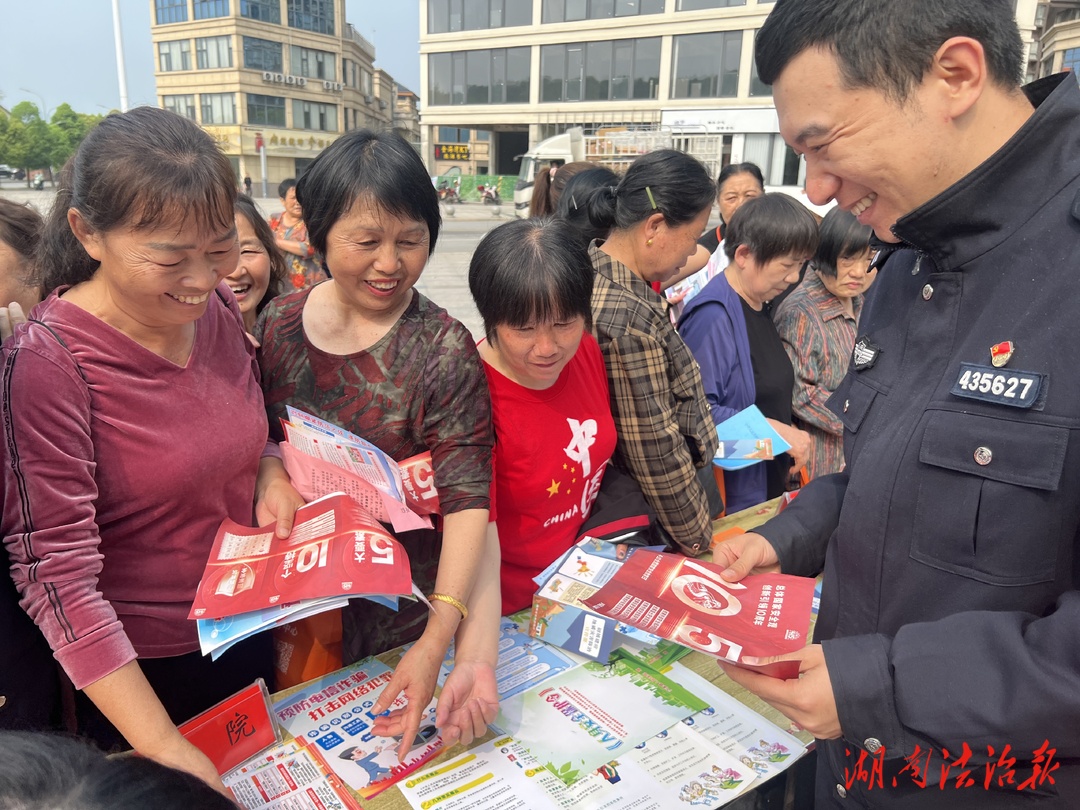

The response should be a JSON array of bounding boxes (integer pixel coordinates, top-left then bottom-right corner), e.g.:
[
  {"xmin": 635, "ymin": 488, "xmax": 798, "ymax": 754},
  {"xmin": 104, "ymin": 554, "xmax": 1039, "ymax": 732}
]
[
  {"xmin": 338, "ymin": 725, "xmax": 438, "ymax": 787},
  {"xmin": 747, "ymin": 739, "xmax": 790, "ymax": 763},
  {"xmin": 678, "ymin": 779, "xmax": 721, "ymax": 806},
  {"xmin": 701, "ymin": 764, "xmax": 744, "ymax": 790}
]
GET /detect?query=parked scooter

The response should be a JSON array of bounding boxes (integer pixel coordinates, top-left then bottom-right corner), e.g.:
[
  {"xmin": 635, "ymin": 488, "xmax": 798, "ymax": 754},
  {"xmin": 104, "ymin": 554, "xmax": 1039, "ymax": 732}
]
[
  {"xmin": 31, "ymin": 175, "xmax": 45, "ymax": 191},
  {"xmin": 436, "ymin": 180, "xmax": 460, "ymax": 204},
  {"xmin": 478, "ymin": 184, "xmax": 501, "ymax": 205}
]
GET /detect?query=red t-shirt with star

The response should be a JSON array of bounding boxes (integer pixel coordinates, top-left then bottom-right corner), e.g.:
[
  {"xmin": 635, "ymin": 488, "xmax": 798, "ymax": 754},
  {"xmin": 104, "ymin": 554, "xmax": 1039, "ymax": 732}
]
[{"xmin": 483, "ymin": 333, "xmax": 618, "ymax": 614}]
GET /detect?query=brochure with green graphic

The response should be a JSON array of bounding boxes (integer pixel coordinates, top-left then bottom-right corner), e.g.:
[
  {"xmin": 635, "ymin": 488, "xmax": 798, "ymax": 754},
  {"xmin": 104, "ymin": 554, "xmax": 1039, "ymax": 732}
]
[{"xmin": 494, "ymin": 651, "xmax": 708, "ymax": 786}]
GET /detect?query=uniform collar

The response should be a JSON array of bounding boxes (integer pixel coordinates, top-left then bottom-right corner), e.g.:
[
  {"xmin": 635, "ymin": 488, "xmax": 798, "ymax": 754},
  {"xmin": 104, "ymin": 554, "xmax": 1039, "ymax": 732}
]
[{"xmin": 892, "ymin": 74, "xmax": 1080, "ymax": 272}]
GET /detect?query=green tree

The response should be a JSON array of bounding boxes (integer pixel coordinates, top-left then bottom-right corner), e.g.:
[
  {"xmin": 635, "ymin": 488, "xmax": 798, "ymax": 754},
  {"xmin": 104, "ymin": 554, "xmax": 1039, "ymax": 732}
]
[
  {"xmin": 3, "ymin": 102, "xmax": 53, "ymax": 187},
  {"xmin": 49, "ymin": 103, "xmax": 104, "ymax": 176}
]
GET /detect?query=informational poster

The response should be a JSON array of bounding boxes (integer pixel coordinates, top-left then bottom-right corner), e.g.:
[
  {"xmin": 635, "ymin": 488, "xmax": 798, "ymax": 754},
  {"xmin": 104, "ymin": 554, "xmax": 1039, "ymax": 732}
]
[
  {"xmin": 272, "ymin": 658, "xmax": 442, "ymax": 799},
  {"xmin": 495, "ymin": 653, "xmax": 707, "ymax": 785}
]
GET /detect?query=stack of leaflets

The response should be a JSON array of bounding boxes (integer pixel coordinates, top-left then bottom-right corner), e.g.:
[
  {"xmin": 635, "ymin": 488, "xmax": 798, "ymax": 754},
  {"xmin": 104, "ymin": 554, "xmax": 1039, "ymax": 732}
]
[
  {"xmin": 189, "ymin": 492, "xmax": 421, "ymax": 657},
  {"xmin": 223, "ymin": 739, "xmax": 360, "ymax": 810},
  {"xmin": 191, "ymin": 407, "xmax": 445, "ymax": 657},
  {"xmin": 583, "ymin": 551, "xmax": 816, "ymax": 679},
  {"xmin": 528, "ymin": 535, "xmax": 667, "ymax": 663},
  {"xmin": 713, "ymin": 405, "xmax": 791, "ymax": 471}
]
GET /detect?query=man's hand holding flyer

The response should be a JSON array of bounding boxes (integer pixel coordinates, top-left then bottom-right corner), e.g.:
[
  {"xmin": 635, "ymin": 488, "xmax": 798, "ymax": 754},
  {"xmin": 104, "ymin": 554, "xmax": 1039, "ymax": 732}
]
[{"xmin": 583, "ymin": 551, "xmax": 815, "ymax": 679}]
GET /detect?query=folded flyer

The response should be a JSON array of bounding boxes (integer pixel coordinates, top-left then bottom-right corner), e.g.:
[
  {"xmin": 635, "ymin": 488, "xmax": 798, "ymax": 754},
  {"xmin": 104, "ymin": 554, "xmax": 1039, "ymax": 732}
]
[
  {"xmin": 582, "ymin": 552, "xmax": 815, "ymax": 679},
  {"xmin": 283, "ymin": 407, "xmax": 440, "ymax": 526},
  {"xmin": 189, "ymin": 492, "xmax": 413, "ymax": 620},
  {"xmin": 713, "ymin": 405, "xmax": 791, "ymax": 471}
]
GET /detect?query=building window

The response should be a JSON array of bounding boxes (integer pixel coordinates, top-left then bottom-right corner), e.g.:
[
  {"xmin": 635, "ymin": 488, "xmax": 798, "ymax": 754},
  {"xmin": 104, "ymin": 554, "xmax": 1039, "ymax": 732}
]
[
  {"xmin": 744, "ymin": 133, "xmax": 801, "ymax": 186},
  {"xmin": 287, "ymin": 0, "xmax": 335, "ymax": 35},
  {"xmin": 158, "ymin": 40, "xmax": 191, "ymax": 72},
  {"xmin": 241, "ymin": 0, "xmax": 281, "ymax": 23},
  {"xmin": 429, "ymin": 47, "xmax": 530, "ymax": 105},
  {"xmin": 163, "ymin": 94, "xmax": 197, "ymax": 120},
  {"xmin": 247, "ymin": 93, "xmax": 286, "ymax": 126},
  {"xmin": 155, "ymin": 0, "xmax": 188, "ymax": 24},
  {"xmin": 542, "ymin": 0, "xmax": 662, "ymax": 23},
  {"xmin": 749, "ymin": 31, "xmax": 769, "ymax": 96},
  {"xmin": 428, "ymin": 0, "xmax": 532, "ymax": 33},
  {"xmin": 361, "ymin": 69, "xmax": 373, "ymax": 96},
  {"xmin": 1064, "ymin": 47, "xmax": 1080, "ymax": 79},
  {"xmin": 201, "ymin": 92, "xmax": 237, "ymax": 124},
  {"xmin": 197, "ymin": 35, "xmax": 234, "ymax": 69},
  {"xmin": 290, "ymin": 45, "xmax": 336, "ymax": 80},
  {"xmin": 541, "ymin": 38, "xmax": 659, "ymax": 102},
  {"xmin": 292, "ymin": 99, "xmax": 339, "ymax": 131},
  {"xmin": 194, "ymin": 0, "xmax": 230, "ymax": 18},
  {"xmin": 475, "ymin": 130, "xmax": 490, "ymax": 141},
  {"xmin": 676, "ymin": 0, "xmax": 745, "ymax": 9},
  {"xmin": 438, "ymin": 127, "xmax": 471, "ymax": 142},
  {"xmin": 671, "ymin": 31, "xmax": 742, "ymax": 98},
  {"xmin": 243, "ymin": 37, "xmax": 283, "ymax": 72}
]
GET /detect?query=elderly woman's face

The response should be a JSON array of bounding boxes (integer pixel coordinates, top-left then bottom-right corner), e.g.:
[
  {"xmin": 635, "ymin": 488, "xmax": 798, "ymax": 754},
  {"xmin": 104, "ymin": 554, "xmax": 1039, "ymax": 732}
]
[
  {"xmin": 718, "ymin": 173, "xmax": 764, "ymax": 225},
  {"xmin": 73, "ymin": 211, "xmax": 238, "ymax": 329},
  {"xmin": 820, "ymin": 246, "xmax": 874, "ymax": 301},
  {"xmin": 323, "ymin": 197, "xmax": 429, "ymax": 318}
]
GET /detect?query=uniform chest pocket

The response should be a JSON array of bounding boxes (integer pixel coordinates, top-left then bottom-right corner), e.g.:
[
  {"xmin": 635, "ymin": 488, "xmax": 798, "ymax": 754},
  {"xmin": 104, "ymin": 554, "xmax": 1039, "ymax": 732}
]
[{"xmin": 909, "ymin": 410, "xmax": 1067, "ymax": 586}]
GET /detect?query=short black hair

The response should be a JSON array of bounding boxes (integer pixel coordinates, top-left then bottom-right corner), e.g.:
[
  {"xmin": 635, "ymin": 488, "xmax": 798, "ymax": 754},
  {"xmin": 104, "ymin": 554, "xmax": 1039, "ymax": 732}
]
[
  {"xmin": 277, "ymin": 178, "xmax": 297, "ymax": 199},
  {"xmin": 723, "ymin": 194, "xmax": 819, "ymax": 265},
  {"xmin": 812, "ymin": 207, "xmax": 872, "ymax": 278},
  {"xmin": 716, "ymin": 163, "xmax": 765, "ymax": 195},
  {"xmin": 469, "ymin": 218, "xmax": 593, "ymax": 341},
  {"xmin": 0, "ymin": 731, "xmax": 236, "ymax": 810},
  {"xmin": 756, "ymin": 0, "xmax": 1023, "ymax": 102},
  {"xmin": 584, "ymin": 149, "xmax": 714, "ymax": 233},
  {"xmin": 296, "ymin": 130, "xmax": 440, "ymax": 258}
]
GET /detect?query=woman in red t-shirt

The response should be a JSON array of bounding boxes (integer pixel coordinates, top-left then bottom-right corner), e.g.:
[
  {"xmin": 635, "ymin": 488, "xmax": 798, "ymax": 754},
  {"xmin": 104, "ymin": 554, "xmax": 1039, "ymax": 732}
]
[{"xmin": 468, "ymin": 218, "xmax": 617, "ymax": 615}]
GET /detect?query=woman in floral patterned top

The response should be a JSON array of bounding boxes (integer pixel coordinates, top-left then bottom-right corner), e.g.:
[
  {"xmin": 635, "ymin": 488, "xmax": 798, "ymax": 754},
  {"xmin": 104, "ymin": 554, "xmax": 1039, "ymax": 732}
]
[
  {"xmin": 256, "ymin": 130, "xmax": 497, "ymax": 761},
  {"xmin": 269, "ymin": 178, "xmax": 327, "ymax": 290}
]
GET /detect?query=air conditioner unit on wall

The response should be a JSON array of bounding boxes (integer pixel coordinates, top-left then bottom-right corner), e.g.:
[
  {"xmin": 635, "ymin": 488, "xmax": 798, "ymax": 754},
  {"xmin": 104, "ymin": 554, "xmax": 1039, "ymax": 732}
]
[{"xmin": 364, "ymin": 94, "xmax": 374, "ymax": 104}]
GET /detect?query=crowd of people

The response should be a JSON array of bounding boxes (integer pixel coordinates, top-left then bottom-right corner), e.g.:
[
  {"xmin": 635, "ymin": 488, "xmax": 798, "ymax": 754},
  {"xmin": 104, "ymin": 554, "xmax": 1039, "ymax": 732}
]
[{"xmin": 1, "ymin": 1, "xmax": 1078, "ymax": 807}]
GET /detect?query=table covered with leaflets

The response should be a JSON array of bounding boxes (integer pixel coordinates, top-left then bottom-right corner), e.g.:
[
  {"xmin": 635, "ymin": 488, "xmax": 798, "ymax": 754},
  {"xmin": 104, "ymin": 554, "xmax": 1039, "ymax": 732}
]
[{"xmin": 224, "ymin": 497, "xmax": 816, "ymax": 810}]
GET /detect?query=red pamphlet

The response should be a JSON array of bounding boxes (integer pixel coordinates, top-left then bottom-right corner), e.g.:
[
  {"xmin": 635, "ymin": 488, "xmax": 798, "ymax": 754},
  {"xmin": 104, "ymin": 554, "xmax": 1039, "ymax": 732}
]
[
  {"xmin": 582, "ymin": 551, "xmax": 815, "ymax": 679},
  {"xmin": 178, "ymin": 680, "xmax": 279, "ymax": 775},
  {"xmin": 189, "ymin": 492, "xmax": 412, "ymax": 620}
]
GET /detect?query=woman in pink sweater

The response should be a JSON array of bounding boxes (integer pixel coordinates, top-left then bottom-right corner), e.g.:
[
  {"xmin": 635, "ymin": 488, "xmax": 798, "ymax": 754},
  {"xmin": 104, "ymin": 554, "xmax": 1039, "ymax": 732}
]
[{"xmin": 0, "ymin": 107, "xmax": 302, "ymax": 794}]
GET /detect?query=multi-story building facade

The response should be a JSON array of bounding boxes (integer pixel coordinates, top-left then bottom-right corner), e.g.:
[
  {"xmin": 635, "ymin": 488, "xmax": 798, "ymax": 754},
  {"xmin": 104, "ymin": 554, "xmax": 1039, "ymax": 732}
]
[
  {"xmin": 418, "ymin": 0, "xmax": 803, "ymax": 185},
  {"xmin": 419, "ymin": 0, "xmax": 1047, "ymax": 184},
  {"xmin": 1033, "ymin": 1, "xmax": 1080, "ymax": 79},
  {"xmin": 151, "ymin": 0, "xmax": 395, "ymax": 193}
]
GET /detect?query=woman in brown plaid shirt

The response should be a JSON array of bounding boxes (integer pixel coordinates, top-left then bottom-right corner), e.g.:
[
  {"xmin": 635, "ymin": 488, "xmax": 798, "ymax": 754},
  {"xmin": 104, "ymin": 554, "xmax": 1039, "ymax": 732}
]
[{"xmin": 582, "ymin": 150, "xmax": 721, "ymax": 558}]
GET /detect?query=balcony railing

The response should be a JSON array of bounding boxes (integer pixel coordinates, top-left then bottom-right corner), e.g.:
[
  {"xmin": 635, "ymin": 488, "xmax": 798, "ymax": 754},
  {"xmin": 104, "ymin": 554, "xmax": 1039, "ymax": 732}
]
[{"xmin": 344, "ymin": 23, "xmax": 376, "ymax": 60}]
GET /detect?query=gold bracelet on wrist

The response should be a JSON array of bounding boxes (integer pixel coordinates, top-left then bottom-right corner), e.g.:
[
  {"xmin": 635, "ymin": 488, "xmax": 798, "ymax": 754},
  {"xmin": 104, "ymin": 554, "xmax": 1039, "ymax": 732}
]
[{"xmin": 428, "ymin": 592, "xmax": 468, "ymax": 621}]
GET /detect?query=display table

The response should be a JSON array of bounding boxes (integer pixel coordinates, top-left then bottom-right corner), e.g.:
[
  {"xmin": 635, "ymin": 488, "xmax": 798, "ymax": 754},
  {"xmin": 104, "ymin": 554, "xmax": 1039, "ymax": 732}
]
[{"xmin": 271, "ymin": 496, "xmax": 813, "ymax": 810}]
